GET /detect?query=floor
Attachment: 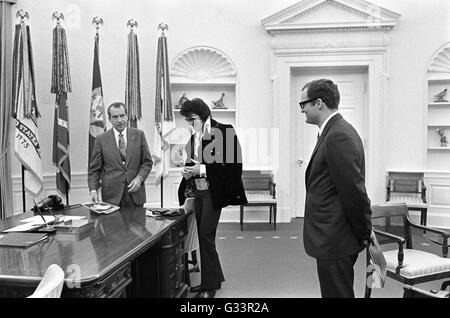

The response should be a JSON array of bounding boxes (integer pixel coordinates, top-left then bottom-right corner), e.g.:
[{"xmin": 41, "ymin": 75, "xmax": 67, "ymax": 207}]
[{"xmin": 186, "ymin": 218, "xmax": 448, "ymax": 298}]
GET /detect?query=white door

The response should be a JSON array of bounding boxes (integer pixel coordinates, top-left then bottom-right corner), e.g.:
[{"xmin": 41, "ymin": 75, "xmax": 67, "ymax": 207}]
[{"xmin": 293, "ymin": 66, "xmax": 367, "ymax": 217}]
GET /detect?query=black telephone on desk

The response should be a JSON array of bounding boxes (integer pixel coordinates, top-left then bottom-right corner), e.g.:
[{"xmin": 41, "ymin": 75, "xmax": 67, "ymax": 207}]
[{"xmin": 32, "ymin": 195, "xmax": 64, "ymax": 214}]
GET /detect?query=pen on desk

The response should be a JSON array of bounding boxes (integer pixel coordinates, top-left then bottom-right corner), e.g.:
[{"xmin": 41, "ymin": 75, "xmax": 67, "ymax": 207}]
[
  {"xmin": 32, "ymin": 199, "xmax": 49, "ymax": 228},
  {"xmin": 42, "ymin": 199, "xmax": 62, "ymax": 224}
]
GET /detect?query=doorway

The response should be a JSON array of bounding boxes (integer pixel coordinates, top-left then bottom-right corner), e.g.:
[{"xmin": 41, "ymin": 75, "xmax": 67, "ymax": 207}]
[{"xmin": 292, "ymin": 66, "xmax": 368, "ymax": 217}]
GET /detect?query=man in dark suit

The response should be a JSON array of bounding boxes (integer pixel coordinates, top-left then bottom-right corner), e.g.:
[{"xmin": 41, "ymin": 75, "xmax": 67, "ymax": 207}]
[
  {"xmin": 300, "ymin": 79, "xmax": 372, "ymax": 298},
  {"xmin": 88, "ymin": 102, "xmax": 153, "ymax": 207},
  {"xmin": 178, "ymin": 98, "xmax": 247, "ymax": 298}
]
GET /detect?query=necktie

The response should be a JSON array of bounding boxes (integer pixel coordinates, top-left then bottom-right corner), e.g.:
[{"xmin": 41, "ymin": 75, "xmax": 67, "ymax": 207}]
[{"xmin": 118, "ymin": 133, "xmax": 126, "ymax": 162}]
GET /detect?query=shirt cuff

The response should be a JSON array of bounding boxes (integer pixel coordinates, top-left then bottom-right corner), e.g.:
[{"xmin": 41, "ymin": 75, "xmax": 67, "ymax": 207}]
[
  {"xmin": 90, "ymin": 190, "xmax": 97, "ymax": 194},
  {"xmin": 200, "ymin": 165, "xmax": 206, "ymax": 177},
  {"xmin": 137, "ymin": 175, "xmax": 144, "ymax": 183}
]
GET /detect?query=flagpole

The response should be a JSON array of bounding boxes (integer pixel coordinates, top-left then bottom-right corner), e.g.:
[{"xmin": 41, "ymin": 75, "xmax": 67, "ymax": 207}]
[
  {"xmin": 21, "ymin": 166, "xmax": 26, "ymax": 212},
  {"xmin": 158, "ymin": 23, "xmax": 168, "ymax": 209}
]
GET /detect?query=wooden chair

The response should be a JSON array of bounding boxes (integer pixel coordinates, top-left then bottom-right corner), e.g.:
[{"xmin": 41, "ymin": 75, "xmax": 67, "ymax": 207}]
[
  {"xmin": 386, "ymin": 171, "xmax": 428, "ymax": 226},
  {"xmin": 240, "ymin": 171, "xmax": 277, "ymax": 231},
  {"xmin": 365, "ymin": 203, "xmax": 450, "ymax": 298}
]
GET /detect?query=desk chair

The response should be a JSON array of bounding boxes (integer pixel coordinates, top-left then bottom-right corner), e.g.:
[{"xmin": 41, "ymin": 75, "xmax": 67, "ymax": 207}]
[
  {"xmin": 386, "ymin": 172, "xmax": 428, "ymax": 227},
  {"xmin": 240, "ymin": 172, "xmax": 277, "ymax": 231},
  {"xmin": 28, "ymin": 264, "xmax": 65, "ymax": 298},
  {"xmin": 365, "ymin": 203, "xmax": 450, "ymax": 298}
]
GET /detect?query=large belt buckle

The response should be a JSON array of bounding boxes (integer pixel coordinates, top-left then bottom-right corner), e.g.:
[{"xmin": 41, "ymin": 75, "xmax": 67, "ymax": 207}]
[{"xmin": 195, "ymin": 178, "xmax": 209, "ymax": 190}]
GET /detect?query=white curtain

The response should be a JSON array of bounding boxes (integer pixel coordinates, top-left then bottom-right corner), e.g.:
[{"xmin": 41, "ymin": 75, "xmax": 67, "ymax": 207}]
[{"xmin": 0, "ymin": 1, "xmax": 15, "ymax": 218}]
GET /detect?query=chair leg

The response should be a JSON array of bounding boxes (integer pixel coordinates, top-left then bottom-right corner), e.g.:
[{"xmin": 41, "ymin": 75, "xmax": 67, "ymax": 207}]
[
  {"xmin": 273, "ymin": 205, "xmax": 277, "ymax": 231},
  {"xmin": 269, "ymin": 206, "xmax": 272, "ymax": 224},
  {"xmin": 365, "ymin": 250, "xmax": 373, "ymax": 298},
  {"xmin": 240, "ymin": 205, "xmax": 244, "ymax": 231}
]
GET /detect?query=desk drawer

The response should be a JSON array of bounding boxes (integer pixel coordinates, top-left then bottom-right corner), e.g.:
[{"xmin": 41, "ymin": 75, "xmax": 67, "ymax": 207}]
[
  {"xmin": 63, "ymin": 262, "xmax": 131, "ymax": 298},
  {"xmin": 95, "ymin": 262, "xmax": 132, "ymax": 298}
]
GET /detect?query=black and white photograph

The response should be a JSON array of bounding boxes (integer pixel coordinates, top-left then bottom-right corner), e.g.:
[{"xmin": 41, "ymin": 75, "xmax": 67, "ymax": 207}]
[{"xmin": 0, "ymin": 0, "xmax": 449, "ymax": 304}]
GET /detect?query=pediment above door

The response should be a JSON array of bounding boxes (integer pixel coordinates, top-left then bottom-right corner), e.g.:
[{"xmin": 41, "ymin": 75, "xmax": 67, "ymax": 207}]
[{"xmin": 262, "ymin": 0, "xmax": 400, "ymax": 34}]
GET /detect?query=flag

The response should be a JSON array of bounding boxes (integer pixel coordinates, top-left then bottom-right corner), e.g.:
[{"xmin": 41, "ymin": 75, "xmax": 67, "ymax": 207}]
[
  {"xmin": 125, "ymin": 29, "xmax": 141, "ymax": 128},
  {"xmin": 88, "ymin": 33, "xmax": 106, "ymax": 166},
  {"xmin": 153, "ymin": 34, "xmax": 176, "ymax": 186},
  {"xmin": 51, "ymin": 24, "xmax": 71, "ymax": 198},
  {"xmin": 12, "ymin": 22, "xmax": 43, "ymax": 196}
]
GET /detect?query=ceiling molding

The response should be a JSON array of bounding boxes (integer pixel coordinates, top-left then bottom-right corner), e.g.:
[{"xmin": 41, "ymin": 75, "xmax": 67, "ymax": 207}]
[{"xmin": 262, "ymin": 0, "xmax": 400, "ymax": 34}]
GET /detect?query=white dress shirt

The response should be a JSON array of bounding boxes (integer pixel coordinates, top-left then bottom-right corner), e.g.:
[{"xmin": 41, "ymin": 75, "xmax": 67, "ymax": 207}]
[
  {"xmin": 113, "ymin": 127, "xmax": 127, "ymax": 148},
  {"xmin": 194, "ymin": 117, "xmax": 211, "ymax": 177},
  {"xmin": 318, "ymin": 111, "xmax": 339, "ymax": 137}
]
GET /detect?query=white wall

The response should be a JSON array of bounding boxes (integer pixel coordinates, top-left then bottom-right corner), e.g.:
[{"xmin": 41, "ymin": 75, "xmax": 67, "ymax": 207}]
[
  {"xmin": 371, "ymin": 0, "xmax": 450, "ymax": 170},
  {"xmin": 8, "ymin": 0, "xmax": 450, "ymax": 220}
]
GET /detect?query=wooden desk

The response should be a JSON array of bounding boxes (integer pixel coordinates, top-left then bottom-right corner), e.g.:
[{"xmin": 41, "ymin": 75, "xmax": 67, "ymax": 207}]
[{"xmin": 0, "ymin": 205, "xmax": 189, "ymax": 298}]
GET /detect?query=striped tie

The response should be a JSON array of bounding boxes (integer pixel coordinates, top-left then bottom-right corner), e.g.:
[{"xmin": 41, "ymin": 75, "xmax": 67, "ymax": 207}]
[{"xmin": 118, "ymin": 133, "xmax": 126, "ymax": 162}]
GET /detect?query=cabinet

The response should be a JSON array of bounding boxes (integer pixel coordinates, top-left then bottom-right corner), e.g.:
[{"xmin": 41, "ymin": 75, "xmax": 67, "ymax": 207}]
[
  {"xmin": 127, "ymin": 215, "xmax": 189, "ymax": 298},
  {"xmin": 169, "ymin": 46, "xmax": 238, "ymax": 169},
  {"xmin": 423, "ymin": 43, "xmax": 450, "ymax": 228},
  {"xmin": 426, "ymin": 74, "xmax": 450, "ymax": 172}
]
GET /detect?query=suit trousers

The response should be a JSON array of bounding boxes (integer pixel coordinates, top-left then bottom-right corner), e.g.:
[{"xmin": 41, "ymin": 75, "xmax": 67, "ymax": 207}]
[
  {"xmin": 193, "ymin": 190, "xmax": 225, "ymax": 290},
  {"xmin": 316, "ymin": 253, "xmax": 359, "ymax": 298}
]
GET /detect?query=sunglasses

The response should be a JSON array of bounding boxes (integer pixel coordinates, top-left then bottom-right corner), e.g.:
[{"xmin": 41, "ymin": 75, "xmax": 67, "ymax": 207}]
[
  {"xmin": 299, "ymin": 98, "xmax": 317, "ymax": 109},
  {"xmin": 184, "ymin": 116, "xmax": 200, "ymax": 123}
]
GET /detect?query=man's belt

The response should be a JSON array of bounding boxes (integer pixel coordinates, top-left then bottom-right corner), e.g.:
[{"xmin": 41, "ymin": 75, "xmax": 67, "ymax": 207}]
[{"xmin": 194, "ymin": 177, "xmax": 209, "ymax": 191}]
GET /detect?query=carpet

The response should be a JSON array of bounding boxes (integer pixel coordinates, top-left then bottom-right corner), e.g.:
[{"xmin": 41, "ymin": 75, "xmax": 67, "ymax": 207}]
[{"xmin": 187, "ymin": 218, "xmax": 449, "ymax": 298}]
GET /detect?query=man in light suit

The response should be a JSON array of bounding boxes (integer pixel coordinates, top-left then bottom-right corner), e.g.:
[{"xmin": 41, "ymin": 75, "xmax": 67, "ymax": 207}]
[
  {"xmin": 300, "ymin": 79, "xmax": 372, "ymax": 298},
  {"xmin": 88, "ymin": 102, "xmax": 153, "ymax": 207}
]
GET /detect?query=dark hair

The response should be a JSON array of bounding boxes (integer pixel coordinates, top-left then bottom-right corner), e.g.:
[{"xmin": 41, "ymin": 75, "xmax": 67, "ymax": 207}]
[
  {"xmin": 179, "ymin": 98, "xmax": 211, "ymax": 121},
  {"xmin": 107, "ymin": 102, "xmax": 127, "ymax": 118},
  {"xmin": 302, "ymin": 79, "xmax": 340, "ymax": 110}
]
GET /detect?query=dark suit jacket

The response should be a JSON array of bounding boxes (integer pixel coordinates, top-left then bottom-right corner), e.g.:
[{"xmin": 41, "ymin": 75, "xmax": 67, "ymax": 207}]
[
  {"xmin": 88, "ymin": 127, "xmax": 153, "ymax": 206},
  {"xmin": 178, "ymin": 119, "xmax": 247, "ymax": 209},
  {"xmin": 303, "ymin": 113, "xmax": 372, "ymax": 260}
]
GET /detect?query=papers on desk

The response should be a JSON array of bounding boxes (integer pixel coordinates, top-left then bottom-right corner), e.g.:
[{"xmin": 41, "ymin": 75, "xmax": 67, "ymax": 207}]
[
  {"xmin": 3, "ymin": 222, "xmax": 42, "ymax": 233},
  {"xmin": 146, "ymin": 208, "xmax": 183, "ymax": 217},
  {"xmin": 20, "ymin": 215, "xmax": 85, "ymax": 225},
  {"xmin": 2, "ymin": 215, "xmax": 87, "ymax": 233},
  {"xmin": 0, "ymin": 232, "xmax": 48, "ymax": 247},
  {"xmin": 82, "ymin": 202, "xmax": 119, "ymax": 214}
]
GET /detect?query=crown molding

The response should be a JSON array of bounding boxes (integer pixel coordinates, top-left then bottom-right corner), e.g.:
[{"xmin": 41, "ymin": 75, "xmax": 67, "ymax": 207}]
[{"xmin": 262, "ymin": 0, "xmax": 400, "ymax": 34}]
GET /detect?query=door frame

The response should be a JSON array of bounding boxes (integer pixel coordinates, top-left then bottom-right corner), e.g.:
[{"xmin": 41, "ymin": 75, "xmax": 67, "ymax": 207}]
[
  {"xmin": 271, "ymin": 49, "xmax": 388, "ymax": 221},
  {"xmin": 293, "ymin": 66, "xmax": 368, "ymax": 217}
]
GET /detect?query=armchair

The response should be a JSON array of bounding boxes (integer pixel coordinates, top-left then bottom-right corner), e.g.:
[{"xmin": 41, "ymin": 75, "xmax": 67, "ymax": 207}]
[{"xmin": 365, "ymin": 203, "xmax": 450, "ymax": 298}]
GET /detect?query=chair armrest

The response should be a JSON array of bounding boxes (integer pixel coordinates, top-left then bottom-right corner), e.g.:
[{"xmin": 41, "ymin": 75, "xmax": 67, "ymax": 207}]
[
  {"xmin": 373, "ymin": 228, "xmax": 406, "ymax": 269},
  {"xmin": 405, "ymin": 214, "xmax": 449, "ymax": 257},
  {"xmin": 406, "ymin": 214, "xmax": 449, "ymax": 236},
  {"xmin": 373, "ymin": 228, "xmax": 406, "ymax": 245}
]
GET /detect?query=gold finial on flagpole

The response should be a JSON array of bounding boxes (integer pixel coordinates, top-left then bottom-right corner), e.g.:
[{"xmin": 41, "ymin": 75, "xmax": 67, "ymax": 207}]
[
  {"xmin": 127, "ymin": 19, "xmax": 138, "ymax": 32},
  {"xmin": 158, "ymin": 22, "xmax": 168, "ymax": 36},
  {"xmin": 92, "ymin": 16, "xmax": 104, "ymax": 34},
  {"xmin": 52, "ymin": 11, "xmax": 64, "ymax": 26},
  {"xmin": 16, "ymin": 10, "xmax": 29, "ymax": 23}
]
